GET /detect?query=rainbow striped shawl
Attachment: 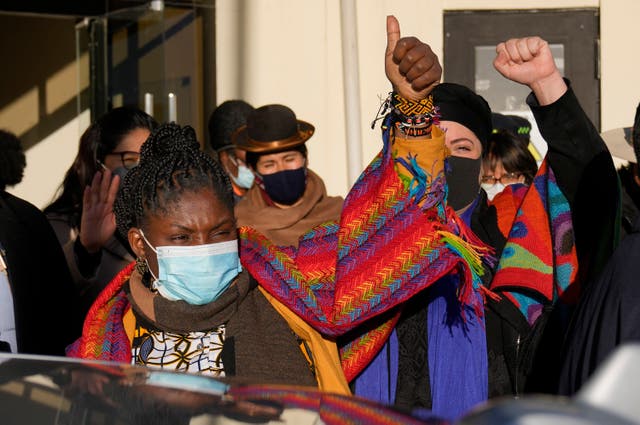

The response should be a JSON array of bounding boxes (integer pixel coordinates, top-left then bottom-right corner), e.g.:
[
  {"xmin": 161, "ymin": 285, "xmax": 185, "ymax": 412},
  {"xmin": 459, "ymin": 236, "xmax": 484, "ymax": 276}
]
[
  {"xmin": 66, "ymin": 262, "xmax": 134, "ymax": 362},
  {"xmin": 240, "ymin": 114, "xmax": 491, "ymax": 380}
]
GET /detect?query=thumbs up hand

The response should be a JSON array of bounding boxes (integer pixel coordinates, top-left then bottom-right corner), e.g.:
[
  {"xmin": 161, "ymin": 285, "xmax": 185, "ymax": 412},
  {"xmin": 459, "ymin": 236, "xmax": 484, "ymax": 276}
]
[{"xmin": 385, "ymin": 15, "xmax": 441, "ymax": 101}]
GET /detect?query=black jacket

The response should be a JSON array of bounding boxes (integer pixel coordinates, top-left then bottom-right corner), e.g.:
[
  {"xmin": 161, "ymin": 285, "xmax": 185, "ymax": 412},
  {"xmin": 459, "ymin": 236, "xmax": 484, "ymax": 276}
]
[
  {"xmin": 0, "ymin": 191, "xmax": 81, "ymax": 355},
  {"xmin": 478, "ymin": 85, "xmax": 619, "ymax": 396},
  {"xmin": 558, "ymin": 215, "xmax": 640, "ymax": 395},
  {"xmin": 618, "ymin": 165, "xmax": 640, "ymax": 238}
]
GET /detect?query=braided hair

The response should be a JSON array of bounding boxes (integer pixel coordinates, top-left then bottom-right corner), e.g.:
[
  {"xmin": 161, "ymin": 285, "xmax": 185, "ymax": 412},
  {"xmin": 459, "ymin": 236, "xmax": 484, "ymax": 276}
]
[{"xmin": 114, "ymin": 123, "xmax": 233, "ymax": 237}]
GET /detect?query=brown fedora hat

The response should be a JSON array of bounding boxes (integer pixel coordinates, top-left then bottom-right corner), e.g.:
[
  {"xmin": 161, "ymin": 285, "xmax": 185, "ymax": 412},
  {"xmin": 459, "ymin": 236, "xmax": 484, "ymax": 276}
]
[{"xmin": 232, "ymin": 104, "xmax": 314, "ymax": 153}]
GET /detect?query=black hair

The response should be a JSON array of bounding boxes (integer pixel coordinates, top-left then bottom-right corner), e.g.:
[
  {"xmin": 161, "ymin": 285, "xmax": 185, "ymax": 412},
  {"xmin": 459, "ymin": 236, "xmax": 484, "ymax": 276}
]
[
  {"xmin": 44, "ymin": 107, "xmax": 157, "ymax": 227},
  {"xmin": 114, "ymin": 123, "xmax": 233, "ymax": 237},
  {"xmin": 484, "ymin": 130, "xmax": 538, "ymax": 185},
  {"xmin": 245, "ymin": 144, "xmax": 308, "ymax": 170},
  {"xmin": 0, "ymin": 129, "xmax": 26, "ymax": 191},
  {"xmin": 207, "ymin": 100, "xmax": 254, "ymax": 151}
]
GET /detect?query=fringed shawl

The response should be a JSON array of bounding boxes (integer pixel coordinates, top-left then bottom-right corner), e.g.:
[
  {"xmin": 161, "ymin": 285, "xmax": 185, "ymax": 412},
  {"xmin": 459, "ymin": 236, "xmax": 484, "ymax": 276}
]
[
  {"xmin": 66, "ymin": 262, "xmax": 134, "ymax": 362},
  {"xmin": 240, "ymin": 112, "xmax": 491, "ymax": 381}
]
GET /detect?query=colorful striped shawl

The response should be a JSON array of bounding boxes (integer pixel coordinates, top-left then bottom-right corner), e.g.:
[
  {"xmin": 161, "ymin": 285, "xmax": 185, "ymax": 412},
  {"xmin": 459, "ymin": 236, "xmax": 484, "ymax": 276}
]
[
  {"xmin": 241, "ymin": 114, "xmax": 490, "ymax": 380},
  {"xmin": 229, "ymin": 385, "xmax": 427, "ymax": 425},
  {"xmin": 489, "ymin": 160, "xmax": 578, "ymax": 324},
  {"xmin": 66, "ymin": 262, "xmax": 134, "ymax": 362}
]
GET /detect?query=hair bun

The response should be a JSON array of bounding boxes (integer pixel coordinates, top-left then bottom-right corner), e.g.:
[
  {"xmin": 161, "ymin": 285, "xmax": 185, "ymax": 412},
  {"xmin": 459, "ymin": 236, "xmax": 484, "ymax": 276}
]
[{"xmin": 140, "ymin": 123, "xmax": 200, "ymax": 163}]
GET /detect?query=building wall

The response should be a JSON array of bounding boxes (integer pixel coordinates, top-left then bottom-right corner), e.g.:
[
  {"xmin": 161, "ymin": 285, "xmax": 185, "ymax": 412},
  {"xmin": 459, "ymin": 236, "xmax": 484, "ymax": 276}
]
[
  {"xmin": 216, "ymin": 0, "xmax": 640, "ymax": 198},
  {"xmin": 2, "ymin": 1, "xmax": 639, "ymax": 207},
  {"xmin": 0, "ymin": 13, "xmax": 88, "ymax": 208},
  {"xmin": 600, "ymin": 0, "xmax": 640, "ymax": 133}
]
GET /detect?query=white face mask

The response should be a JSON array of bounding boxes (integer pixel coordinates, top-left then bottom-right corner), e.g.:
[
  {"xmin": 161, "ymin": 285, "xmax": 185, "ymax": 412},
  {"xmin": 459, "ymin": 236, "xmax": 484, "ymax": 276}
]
[{"xmin": 481, "ymin": 182, "xmax": 505, "ymax": 201}]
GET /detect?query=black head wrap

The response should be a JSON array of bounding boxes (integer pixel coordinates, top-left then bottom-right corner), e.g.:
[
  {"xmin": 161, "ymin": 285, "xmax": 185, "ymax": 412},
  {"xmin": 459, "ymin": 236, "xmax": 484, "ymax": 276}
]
[{"xmin": 432, "ymin": 83, "xmax": 492, "ymax": 151}]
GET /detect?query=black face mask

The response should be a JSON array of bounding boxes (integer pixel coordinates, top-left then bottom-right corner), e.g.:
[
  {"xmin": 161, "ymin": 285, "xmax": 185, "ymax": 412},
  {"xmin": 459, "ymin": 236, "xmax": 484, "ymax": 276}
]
[
  {"xmin": 446, "ymin": 156, "xmax": 482, "ymax": 210},
  {"xmin": 260, "ymin": 167, "xmax": 307, "ymax": 205}
]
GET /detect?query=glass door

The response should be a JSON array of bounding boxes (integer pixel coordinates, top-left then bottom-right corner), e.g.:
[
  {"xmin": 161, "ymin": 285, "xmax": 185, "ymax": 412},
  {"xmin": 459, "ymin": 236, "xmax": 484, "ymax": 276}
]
[{"xmin": 77, "ymin": 0, "xmax": 215, "ymax": 142}]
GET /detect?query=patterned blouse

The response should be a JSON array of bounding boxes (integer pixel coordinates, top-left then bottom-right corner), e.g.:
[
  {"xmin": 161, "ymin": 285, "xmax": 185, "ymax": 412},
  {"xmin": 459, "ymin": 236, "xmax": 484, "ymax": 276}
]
[{"xmin": 131, "ymin": 323, "xmax": 226, "ymax": 376}]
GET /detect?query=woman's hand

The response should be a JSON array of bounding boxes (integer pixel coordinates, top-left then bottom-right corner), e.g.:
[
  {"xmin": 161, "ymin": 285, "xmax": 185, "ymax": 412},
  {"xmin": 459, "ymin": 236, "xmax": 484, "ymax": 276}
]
[
  {"xmin": 385, "ymin": 15, "xmax": 441, "ymax": 101},
  {"xmin": 79, "ymin": 169, "xmax": 120, "ymax": 254}
]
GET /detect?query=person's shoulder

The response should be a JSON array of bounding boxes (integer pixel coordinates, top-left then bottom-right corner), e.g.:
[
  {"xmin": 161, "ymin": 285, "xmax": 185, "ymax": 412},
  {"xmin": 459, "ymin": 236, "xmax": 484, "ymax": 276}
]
[
  {"xmin": 0, "ymin": 190, "xmax": 38, "ymax": 211},
  {"xmin": 0, "ymin": 191, "xmax": 49, "ymax": 225}
]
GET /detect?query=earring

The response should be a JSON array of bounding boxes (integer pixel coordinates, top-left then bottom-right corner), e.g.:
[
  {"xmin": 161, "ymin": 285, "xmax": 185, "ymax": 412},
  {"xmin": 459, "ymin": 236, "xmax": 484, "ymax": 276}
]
[{"xmin": 135, "ymin": 256, "xmax": 149, "ymax": 276}]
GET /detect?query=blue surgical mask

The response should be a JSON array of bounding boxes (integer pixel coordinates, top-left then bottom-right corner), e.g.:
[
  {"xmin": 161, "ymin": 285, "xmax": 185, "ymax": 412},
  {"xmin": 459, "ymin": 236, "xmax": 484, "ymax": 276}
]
[
  {"xmin": 260, "ymin": 166, "xmax": 307, "ymax": 205},
  {"xmin": 230, "ymin": 163, "xmax": 255, "ymax": 189},
  {"xmin": 140, "ymin": 231, "xmax": 242, "ymax": 305}
]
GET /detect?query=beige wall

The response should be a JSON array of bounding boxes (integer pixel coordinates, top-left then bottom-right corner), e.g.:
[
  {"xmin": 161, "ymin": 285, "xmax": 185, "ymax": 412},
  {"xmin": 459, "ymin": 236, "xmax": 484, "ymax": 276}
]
[
  {"xmin": 0, "ymin": 13, "xmax": 89, "ymax": 208},
  {"xmin": 9, "ymin": 111, "xmax": 91, "ymax": 208},
  {"xmin": 217, "ymin": 0, "xmax": 640, "ymax": 198},
  {"xmin": 4, "ymin": 1, "xmax": 639, "ymax": 206},
  {"xmin": 600, "ymin": 0, "xmax": 640, "ymax": 132}
]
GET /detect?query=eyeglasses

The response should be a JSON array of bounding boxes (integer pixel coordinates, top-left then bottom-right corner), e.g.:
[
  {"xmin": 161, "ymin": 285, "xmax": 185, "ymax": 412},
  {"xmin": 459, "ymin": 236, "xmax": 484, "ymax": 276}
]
[
  {"xmin": 104, "ymin": 151, "xmax": 140, "ymax": 170},
  {"xmin": 480, "ymin": 172, "xmax": 523, "ymax": 186}
]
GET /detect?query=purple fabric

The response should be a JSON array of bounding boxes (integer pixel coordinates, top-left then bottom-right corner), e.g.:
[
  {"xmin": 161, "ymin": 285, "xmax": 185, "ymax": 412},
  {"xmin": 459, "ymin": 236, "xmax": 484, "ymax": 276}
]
[
  {"xmin": 353, "ymin": 275, "xmax": 488, "ymax": 421},
  {"xmin": 428, "ymin": 276, "xmax": 487, "ymax": 421},
  {"xmin": 458, "ymin": 195, "xmax": 479, "ymax": 225},
  {"xmin": 354, "ymin": 329, "xmax": 398, "ymax": 404}
]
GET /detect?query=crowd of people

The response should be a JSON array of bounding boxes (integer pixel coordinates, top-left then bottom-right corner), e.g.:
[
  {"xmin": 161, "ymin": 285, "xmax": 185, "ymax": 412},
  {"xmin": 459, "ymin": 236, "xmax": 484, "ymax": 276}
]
[{"xmin": 0, "ymin": 14, "xmax": 634, "ymax": 422}]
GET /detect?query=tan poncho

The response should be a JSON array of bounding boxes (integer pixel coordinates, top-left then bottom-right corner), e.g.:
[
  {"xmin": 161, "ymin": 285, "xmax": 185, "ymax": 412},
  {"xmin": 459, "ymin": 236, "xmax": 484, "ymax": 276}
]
[{"xmin": 235, "ymin": 169, "xmax": 343, "ymax": 247}]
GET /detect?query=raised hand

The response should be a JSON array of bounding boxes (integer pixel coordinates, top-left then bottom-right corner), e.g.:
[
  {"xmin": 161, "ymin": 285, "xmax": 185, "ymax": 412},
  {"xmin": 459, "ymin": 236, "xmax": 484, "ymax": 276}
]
[
  {"xmin": 385, "ymin": 15, "xmax": 441, "ymax": 101},
  {"xmin": 493, "ymin": 36, "xmax": 567, "ymax": 105},
  {"xmin": 79, "ymin": 169, "xmax": 120, "ymax": 254}
]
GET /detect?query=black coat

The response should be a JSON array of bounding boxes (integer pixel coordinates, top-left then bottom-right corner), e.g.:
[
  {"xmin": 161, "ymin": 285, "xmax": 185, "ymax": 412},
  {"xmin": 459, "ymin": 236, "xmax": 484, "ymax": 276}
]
[
  {"xmin": 0, "ymin": 191, "xmax": 81, "ymax": 355},
  {"xmin": 618, "ymin": 166, "xmax": 640, "ymax": 238},
  {"xmin": 479, "ymin": 85, "xmax": 619, "ymax": 397},
  {"xmin": 558, "ymin": 216, "xmax": 640, "ymax": 395}
]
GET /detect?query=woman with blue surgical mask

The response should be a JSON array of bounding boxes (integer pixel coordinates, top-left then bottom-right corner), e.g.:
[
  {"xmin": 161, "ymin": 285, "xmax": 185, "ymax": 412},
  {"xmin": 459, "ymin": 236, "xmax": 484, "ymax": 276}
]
[{"xmin": 68, "ymin": 123, "xmax": 349, "ymax": 394}]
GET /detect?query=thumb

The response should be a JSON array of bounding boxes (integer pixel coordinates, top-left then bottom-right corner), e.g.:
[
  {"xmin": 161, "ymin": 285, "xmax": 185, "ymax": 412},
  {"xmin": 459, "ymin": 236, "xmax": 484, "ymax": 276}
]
[{"xmin": 386, "ymin": 15, "xmax": 400, "ymax": 56}]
